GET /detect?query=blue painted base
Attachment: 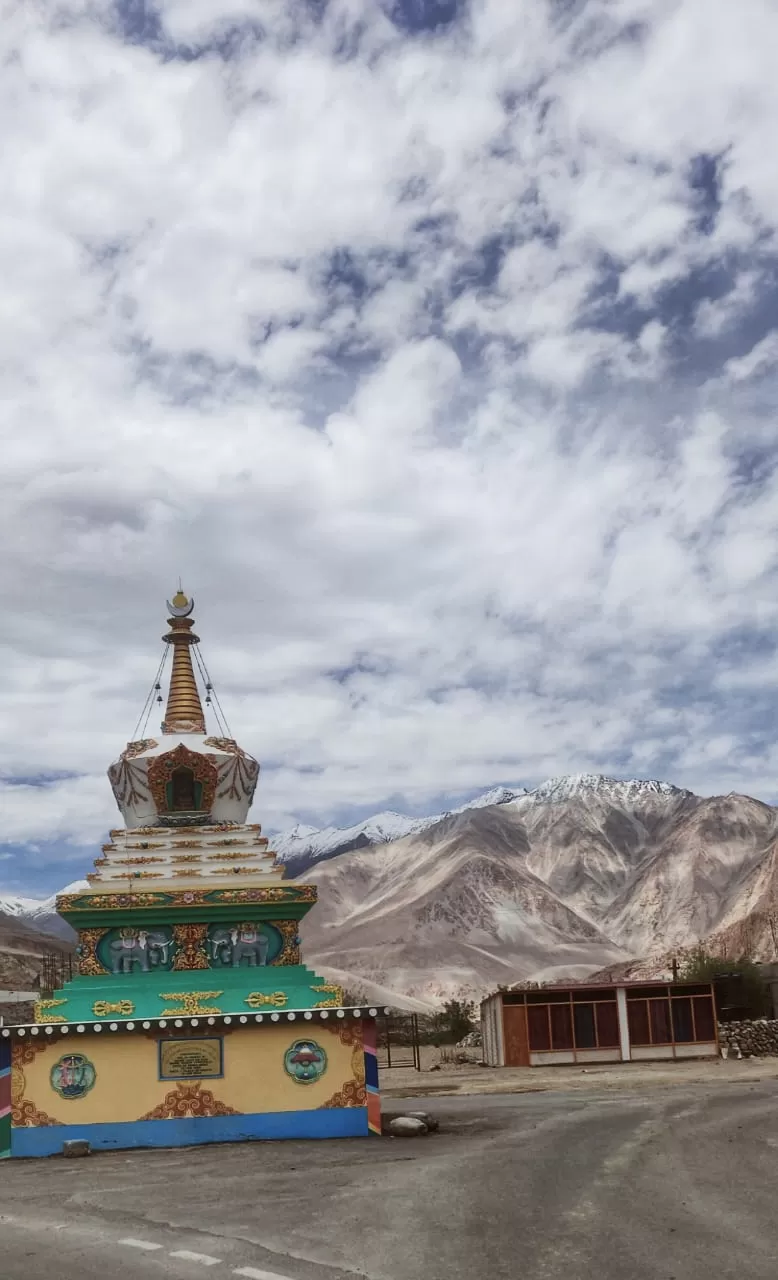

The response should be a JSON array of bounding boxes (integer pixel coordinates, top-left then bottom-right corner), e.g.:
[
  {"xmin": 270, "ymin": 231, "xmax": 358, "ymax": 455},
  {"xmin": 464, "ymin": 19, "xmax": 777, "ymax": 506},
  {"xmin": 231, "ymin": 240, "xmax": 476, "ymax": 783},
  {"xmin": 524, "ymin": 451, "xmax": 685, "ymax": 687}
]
[{"xmin": 11, "ymin": 1107, "xmax": 368, "ymax": 1158}]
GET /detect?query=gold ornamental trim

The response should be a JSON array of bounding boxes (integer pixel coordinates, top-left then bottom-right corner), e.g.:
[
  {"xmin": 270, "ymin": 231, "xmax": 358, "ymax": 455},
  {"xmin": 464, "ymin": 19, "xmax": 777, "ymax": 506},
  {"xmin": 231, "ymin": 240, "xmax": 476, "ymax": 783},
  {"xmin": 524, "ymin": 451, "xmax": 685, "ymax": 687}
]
[
  {"xmin": 171, "ymin": 923, "xmax": 210, "ymax": 970},
  {"xmin": 33, "ymin": 999, "xmax": 68, "ymax": 1023},
  {"xmin": 77, "ymin": 928, "xmax": 109, "ymax": 976},
  {"xmin": 124, "ymin": 738, "xmax": 158, "ymax": 758},
  {"xmin": 312, "ymin": 982, "xmax": 344, "ymax": 1008},
  {"xmin": 159, "ymin": 990, "xmax": 224, "ymax": 1016},
  {"xmin": 271, "ymin": 918, "xmax": 301, "ymax": 965},
  {"xmin": 58, "ymin": 884, "xmax": 317, "ymax": 911}
]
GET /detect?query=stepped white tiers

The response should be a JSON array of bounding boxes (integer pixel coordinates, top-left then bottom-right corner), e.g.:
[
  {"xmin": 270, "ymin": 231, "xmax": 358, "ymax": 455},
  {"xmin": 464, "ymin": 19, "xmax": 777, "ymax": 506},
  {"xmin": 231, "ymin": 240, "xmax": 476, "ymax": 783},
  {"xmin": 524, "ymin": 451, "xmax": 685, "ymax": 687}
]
[{"xmin": 88, "ymin": 822, "xmax": 283, "ymax": 893}]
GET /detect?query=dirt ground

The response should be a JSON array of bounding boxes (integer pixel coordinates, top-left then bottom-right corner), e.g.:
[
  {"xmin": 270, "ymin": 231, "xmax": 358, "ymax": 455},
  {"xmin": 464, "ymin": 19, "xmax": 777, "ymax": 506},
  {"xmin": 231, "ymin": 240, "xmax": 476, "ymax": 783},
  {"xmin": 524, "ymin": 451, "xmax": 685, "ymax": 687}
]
[{"xmin": 380, "ymin": 1042, "xmax": 778, "ymax": 1097}]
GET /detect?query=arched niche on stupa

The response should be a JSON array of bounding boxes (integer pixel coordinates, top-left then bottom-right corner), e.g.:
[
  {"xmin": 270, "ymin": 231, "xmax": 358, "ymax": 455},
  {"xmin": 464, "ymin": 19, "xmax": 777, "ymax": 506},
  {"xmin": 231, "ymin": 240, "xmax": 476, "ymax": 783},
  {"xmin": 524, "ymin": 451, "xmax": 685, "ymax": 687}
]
[
  {"xmin": 147, "ymin": 744, "xmax": 218, "ymax": 825},
  {"xmin": 169, "ymin": 765, "xmax": 200, "ymax": 812}
]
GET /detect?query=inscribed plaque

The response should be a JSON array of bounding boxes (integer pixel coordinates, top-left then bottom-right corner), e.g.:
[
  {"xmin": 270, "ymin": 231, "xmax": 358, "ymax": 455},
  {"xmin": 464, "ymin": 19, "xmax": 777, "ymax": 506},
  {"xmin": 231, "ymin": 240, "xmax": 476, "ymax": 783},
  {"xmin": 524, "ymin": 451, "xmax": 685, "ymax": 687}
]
[{"xmin": 159, "ymin": 1037, "xmax": 223, "ymax": 1080}]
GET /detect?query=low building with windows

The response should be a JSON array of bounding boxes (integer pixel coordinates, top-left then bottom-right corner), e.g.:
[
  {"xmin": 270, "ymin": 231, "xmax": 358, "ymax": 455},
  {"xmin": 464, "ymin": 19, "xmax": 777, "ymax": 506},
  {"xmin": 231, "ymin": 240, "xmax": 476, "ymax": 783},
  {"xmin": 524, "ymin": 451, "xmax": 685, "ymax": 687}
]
[{"xmin": 481, "ymin": 980, "xmax": 719, "ymax": 1068}]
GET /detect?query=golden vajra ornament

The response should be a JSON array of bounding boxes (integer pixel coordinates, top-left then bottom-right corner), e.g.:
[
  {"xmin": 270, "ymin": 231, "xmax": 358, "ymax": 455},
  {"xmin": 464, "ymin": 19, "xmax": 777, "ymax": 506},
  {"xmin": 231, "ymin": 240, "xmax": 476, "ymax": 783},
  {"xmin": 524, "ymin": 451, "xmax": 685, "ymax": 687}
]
[
  {"xmin": 93, "ymin": 1000, "xmax": 135, "ymax": 1017},
  {"xmin": 159, "ymin": 990, "xmax": 223, "ymax": 1016},
  {"xmin": 244, "ymin": 991, "xmax": 288, "ymax": 1009}
]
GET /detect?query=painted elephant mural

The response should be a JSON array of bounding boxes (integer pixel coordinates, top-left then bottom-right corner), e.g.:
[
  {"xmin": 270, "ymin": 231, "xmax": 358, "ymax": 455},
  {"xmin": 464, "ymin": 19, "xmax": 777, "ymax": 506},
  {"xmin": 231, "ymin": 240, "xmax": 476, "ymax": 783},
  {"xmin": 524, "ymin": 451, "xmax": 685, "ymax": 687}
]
[
  {"xmin": 208, "ymin": 924, "xmax": 269, "ymax": 967},
  {"xmin": 109, "ymin": 929, "xmax": 173, "ymax": 974}
]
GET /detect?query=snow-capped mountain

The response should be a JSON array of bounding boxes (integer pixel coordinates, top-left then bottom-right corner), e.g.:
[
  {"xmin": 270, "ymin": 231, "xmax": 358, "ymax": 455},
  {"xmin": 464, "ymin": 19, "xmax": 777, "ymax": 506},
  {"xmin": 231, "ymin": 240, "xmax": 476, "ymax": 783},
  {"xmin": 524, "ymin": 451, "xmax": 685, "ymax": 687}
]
[
  {"xmin": 0, "ymin": 892, "xmax": 50, "ymax": 920},
  {"xmin": 272, "ymin": 811, "xmax": 437, "ymax": 873},
  {"xmin": 515, "ymin": 773, "xmax": 688, "ymax": 808},
  {"xmin": 4, "ymin": 774, "xmax": 778, "ymax": 1005},
  {"xmin": 0, "ymin": 882, "xmax": 87, "ymax": 944},
  {"xmin": 271, "ymin": 776, "xmax": 688, "ymax": 876},
  {"xmin": 273, "ymin": 786, "xmax": 525, "ymax": 875}
]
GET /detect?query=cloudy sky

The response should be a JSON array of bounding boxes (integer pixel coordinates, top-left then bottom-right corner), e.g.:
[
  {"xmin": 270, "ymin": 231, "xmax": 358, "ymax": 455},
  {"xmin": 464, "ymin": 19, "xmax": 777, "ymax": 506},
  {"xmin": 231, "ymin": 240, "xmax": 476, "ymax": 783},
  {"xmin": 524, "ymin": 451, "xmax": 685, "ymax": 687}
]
[{"xmin": 2, "ymin": 0, "xmax": 778, "ymax": 895}]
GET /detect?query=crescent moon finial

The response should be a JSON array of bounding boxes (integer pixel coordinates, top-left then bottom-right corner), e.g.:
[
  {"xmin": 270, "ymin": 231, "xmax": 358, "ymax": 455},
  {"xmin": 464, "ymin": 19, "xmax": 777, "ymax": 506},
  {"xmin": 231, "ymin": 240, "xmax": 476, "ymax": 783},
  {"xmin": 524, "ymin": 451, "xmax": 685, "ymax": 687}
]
[{"xmin": 166, "ymin": 588, "xmax": 194, "ymax": 618}]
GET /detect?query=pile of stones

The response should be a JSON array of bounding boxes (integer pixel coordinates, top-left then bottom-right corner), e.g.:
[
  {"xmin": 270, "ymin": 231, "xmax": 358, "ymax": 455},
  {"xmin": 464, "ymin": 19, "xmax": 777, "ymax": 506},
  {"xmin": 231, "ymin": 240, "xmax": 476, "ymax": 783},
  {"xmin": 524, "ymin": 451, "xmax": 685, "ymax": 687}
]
[
  {"xmin": 382, "ymin": 1110, "xmax": 439, "ymax": 1137},
  {"xmin": 718, "ymin": 1019, "xmax": 778, "ymax": 1057},
  {"xmin": 456, "ymin": 1028, "xmax": 483, "ymax": 1049}
]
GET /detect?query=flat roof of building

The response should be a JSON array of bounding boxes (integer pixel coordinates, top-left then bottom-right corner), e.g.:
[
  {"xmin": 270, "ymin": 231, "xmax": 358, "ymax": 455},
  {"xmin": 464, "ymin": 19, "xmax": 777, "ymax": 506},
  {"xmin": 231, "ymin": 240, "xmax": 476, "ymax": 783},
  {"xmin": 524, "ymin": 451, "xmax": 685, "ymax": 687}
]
[{"xmin": 483, "ymin": 979, "xmax": 714, "ymax": 1000}]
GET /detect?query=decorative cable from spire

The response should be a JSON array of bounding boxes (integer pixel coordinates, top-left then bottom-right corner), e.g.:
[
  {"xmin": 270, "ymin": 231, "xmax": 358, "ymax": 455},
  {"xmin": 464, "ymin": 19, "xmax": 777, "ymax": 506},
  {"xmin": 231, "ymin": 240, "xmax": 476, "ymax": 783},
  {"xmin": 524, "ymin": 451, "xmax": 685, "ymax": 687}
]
[{"xmin": 161, "ymin": 589, "xmax": 206, "ymax": 734}]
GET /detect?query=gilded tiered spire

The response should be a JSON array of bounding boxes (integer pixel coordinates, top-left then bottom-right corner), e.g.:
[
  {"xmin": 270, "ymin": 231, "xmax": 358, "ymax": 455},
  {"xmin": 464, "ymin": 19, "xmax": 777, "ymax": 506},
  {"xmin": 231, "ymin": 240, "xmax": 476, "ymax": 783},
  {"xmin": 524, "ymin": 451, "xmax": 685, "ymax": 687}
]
[{"xmin": 161, "ymin": 589, "xmax": 206, "ymax": 734}]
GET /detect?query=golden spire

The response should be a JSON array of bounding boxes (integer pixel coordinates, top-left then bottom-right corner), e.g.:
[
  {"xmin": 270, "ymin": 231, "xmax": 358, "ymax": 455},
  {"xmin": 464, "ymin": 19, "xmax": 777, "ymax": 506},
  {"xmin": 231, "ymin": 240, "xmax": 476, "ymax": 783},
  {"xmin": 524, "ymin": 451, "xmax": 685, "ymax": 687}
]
[{"xmin": 161, "ymin": 590, "xmax": 206, "ymax": 734}]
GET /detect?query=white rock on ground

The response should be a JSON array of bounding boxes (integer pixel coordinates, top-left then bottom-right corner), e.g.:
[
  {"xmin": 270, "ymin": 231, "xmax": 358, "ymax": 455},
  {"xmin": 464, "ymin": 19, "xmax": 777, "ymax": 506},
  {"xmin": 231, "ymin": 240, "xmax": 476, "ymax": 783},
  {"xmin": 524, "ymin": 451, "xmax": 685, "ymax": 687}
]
[
  {"xmin": 405, "ymin": 1111, "xmax": 439, "ymax": 1132},
  {"xmin": 388, "ymin": 1116, "xmax": 429, "ymax": 1137}
]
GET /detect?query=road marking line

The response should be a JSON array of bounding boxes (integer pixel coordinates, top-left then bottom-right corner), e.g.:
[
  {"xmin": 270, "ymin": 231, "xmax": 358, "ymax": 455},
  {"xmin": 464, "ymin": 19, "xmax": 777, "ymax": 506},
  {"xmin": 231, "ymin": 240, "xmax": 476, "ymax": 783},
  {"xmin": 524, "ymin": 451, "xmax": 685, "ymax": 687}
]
[
  {"xmin": 234, "ymin": 1269, "xmax": 297, "ymax": 1280},
  {"xmin": 170, "ymin": 1250, "xmax": 222, "ymax": 1266},
  {"xmin": 119, "ymin": 1238, "xmax": 164, "ymax": 1251}
]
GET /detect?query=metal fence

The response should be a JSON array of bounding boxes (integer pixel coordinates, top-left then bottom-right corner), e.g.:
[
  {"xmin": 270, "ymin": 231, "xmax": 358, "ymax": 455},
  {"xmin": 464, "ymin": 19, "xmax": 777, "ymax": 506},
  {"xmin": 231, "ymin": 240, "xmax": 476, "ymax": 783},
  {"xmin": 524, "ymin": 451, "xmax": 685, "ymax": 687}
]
[
  {"xmin": 40, "ymin": 951, "xmax": 74, "ymax": 996},
  {"xmin": 376, "ymin": 1013, "xmax": 421, "ymax": 1070}
]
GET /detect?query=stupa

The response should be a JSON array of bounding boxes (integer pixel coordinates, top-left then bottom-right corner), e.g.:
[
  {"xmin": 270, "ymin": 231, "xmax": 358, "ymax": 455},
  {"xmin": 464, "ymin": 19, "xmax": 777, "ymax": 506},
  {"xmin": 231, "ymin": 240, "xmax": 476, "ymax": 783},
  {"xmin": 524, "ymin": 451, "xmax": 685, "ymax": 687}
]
[{"xmin": 1, "ymin": 592, "xmax": 383, "ymax": 1158}]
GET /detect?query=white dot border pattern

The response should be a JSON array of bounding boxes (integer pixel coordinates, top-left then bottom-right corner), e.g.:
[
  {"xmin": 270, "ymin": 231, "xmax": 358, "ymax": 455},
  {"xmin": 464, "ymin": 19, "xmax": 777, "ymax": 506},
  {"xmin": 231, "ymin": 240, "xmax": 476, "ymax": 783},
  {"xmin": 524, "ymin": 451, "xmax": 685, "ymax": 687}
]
[{"xmin": 0, "ymin": 1007, "xmax": 391, "ymax": 1037}]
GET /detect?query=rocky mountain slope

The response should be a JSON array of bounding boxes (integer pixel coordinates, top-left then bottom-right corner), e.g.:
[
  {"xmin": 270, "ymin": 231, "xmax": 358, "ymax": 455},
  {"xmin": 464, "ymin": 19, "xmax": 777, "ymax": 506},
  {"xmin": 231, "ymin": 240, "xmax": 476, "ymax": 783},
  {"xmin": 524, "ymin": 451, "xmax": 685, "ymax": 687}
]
[
  {"xmin": 4, "ymin": 775, "xmax": 778, "ymax": 1006},
  {"xmin": 300, "ymin": 805, "xmax": 631, "ymax": 1005},
  {"xmin": 294, "ymin": 776, "xmax": 778, "ymax": 1003},
  {"xmin": 0, "ymin": 915, "xmax": 73, "ymax": 991}
]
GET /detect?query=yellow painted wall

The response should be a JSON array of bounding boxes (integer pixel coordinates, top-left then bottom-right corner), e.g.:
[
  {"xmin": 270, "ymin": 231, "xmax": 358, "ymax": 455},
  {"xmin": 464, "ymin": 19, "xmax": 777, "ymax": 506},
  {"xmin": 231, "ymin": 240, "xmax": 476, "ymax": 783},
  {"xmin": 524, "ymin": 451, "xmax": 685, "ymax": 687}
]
[{"xmin": 13, "ymin": 1021, "xmax": 364, "ymax": 1126}]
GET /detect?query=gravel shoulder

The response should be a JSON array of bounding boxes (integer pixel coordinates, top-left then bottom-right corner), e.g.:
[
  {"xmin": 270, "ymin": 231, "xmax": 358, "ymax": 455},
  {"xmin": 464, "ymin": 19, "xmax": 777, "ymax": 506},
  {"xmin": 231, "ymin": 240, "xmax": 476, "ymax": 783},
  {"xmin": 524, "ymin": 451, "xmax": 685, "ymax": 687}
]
[{"xmin": 381, "ymin": 1047, "xmax": 778, "ymax": 1097}]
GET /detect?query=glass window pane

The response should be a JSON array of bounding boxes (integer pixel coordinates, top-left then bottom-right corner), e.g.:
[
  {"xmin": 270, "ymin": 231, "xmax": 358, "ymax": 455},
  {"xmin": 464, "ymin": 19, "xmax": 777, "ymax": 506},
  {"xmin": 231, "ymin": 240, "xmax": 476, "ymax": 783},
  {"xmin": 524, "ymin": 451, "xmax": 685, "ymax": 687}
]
[
  {"xmin": 596, "ymin": 1002, "xmax": 620, "ymax": 1048},
  {"xmin": 627, "ymin": 986, "xmax": 669, "ymax": 1000},
  {"xmin": 671, "ymin": 997, "xmax": 694, "ymax": 1043},
  {"xmin": 649, "ymin": 999, "xmax": 672, "ymax": 1044},
  {"xmin": 573, "ymin": 1003, "xmax": 596, "ymax": 1049},
  {"xmin": 573, "ymin": 988, "xmax": 617, "ymax": 1002},
  {"xmin": 550, "ymin": 1004, "xmax": 573, "ymax": 1050},
  {"xmin": 692, "ymin": 996, "xmax": 715, "ymax": 1041},
  {"xmin": 527, "ymin": 1005, "xmax": 551, "ymax": 1051},
  {"xmin": 627, "ymin": 1000, "xmax": 650, "ymax": 1045}
]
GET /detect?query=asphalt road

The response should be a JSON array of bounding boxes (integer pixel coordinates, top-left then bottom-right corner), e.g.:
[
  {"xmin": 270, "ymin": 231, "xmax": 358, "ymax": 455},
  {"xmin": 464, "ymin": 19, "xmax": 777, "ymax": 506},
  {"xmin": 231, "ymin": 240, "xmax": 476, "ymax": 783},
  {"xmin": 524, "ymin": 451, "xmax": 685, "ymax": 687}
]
[{"xmin": 2, "ymin": 1082, "xmax": 778, "ymax": 1280}]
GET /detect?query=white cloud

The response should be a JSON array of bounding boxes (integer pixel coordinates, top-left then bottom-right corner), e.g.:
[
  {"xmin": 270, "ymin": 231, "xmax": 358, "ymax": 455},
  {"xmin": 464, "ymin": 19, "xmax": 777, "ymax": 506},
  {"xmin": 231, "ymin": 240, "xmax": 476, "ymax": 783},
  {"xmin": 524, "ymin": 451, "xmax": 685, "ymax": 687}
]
[
  {"xmin": 724, "ymin": 333, "xmax": 778, "ymax": 383},
  {"xmin": 2, "ymin": 1, "xmax": 778, "ymax": 887},
  {"xmin": 695, "ymin": 272, "xmax": 760, "ymax": 338}
]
